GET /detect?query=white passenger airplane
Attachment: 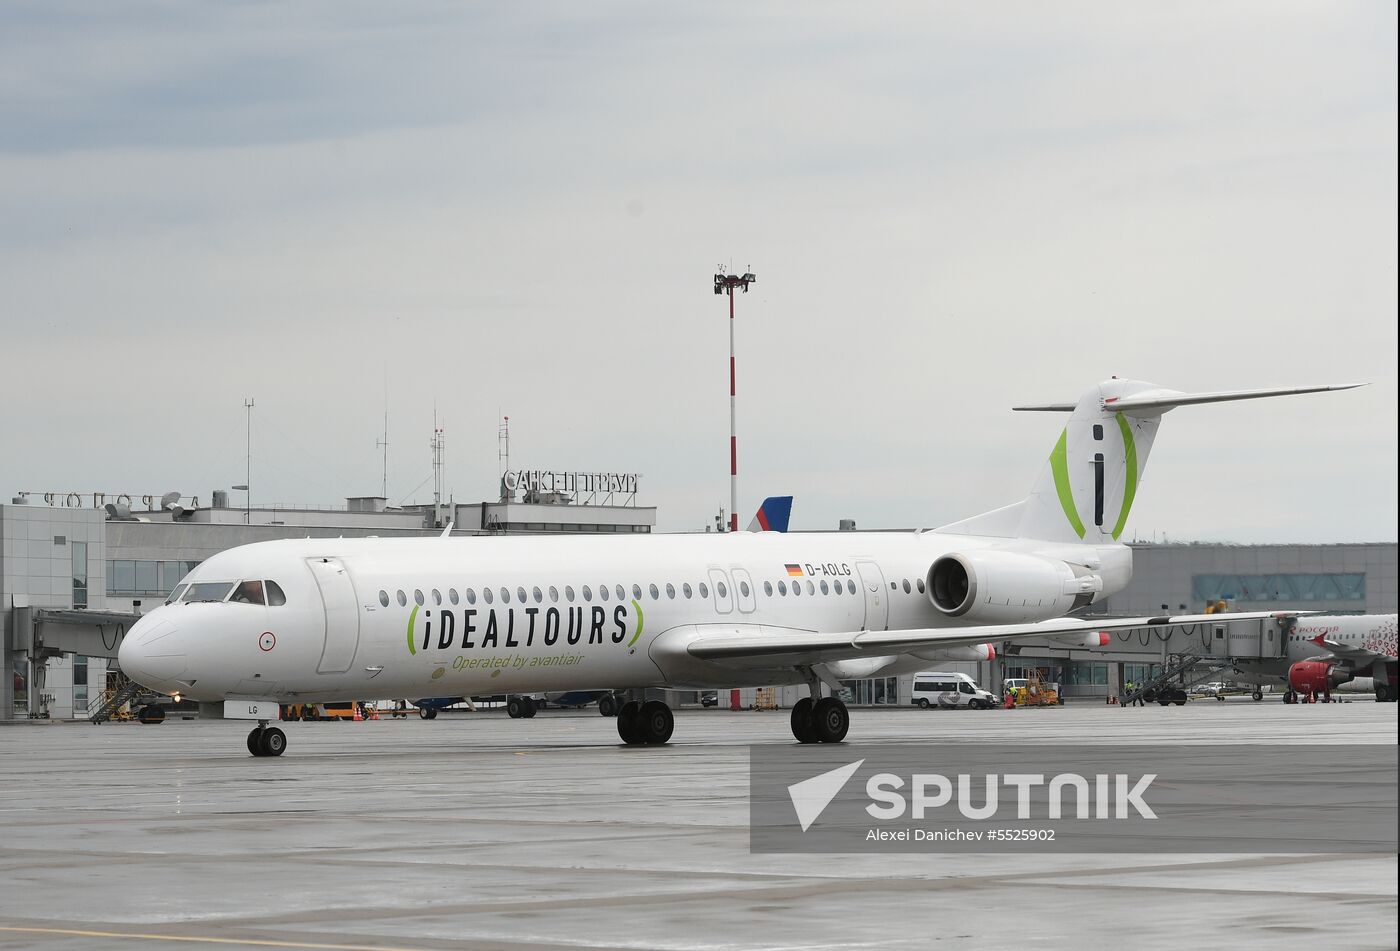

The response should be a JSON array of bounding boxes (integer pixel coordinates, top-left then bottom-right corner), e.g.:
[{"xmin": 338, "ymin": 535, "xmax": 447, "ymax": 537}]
[{"xmin": 118, "ymin": 378, "xmax": 1359, "ymax": 756}]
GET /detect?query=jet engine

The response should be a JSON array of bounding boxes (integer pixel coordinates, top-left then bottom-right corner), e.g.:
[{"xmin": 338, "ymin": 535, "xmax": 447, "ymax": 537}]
[
  {"xmin": 1288, "ymin": 660, "xmax": 1353, "ymax": 697},
  {"xmin": 927, "ymin": 551, "xmax": 1102, "ymax": 625}
]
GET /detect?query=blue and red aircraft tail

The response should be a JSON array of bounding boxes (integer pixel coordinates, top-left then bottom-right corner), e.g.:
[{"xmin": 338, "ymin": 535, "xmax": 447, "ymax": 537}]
[{"xmin": 746, "ymin": 496, "xmax": 793, "ymax": 533}]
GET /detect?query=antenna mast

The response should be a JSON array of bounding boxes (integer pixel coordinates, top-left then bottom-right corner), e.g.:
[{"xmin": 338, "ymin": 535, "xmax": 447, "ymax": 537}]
[
  {"xmin": 431, "ymin": 409, "xmax": 445, "ymax": 527},
  {"xmin": 498, "ymin": 415, "xmax": 510, "ymax": 478},
  {"xmin": 376, "ymin": 376, "xmax": 389, "ymax": 498}
]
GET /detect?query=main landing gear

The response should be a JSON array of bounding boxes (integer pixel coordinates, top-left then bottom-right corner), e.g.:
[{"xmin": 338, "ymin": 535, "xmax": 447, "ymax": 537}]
[
  {"xmin": 616, "ymin": 698, "xmax": 673, "ymax": 745},
  {"xmin": 790, "ymin": 668, "xmax": 849, "ymax": 744},
  {"xmin": 506, "ymin": 696, "xmax": 538, "ymax": 719},
  {"xmin": 247, "ymin": 721, "xmax": 286, "ymax": 757}
]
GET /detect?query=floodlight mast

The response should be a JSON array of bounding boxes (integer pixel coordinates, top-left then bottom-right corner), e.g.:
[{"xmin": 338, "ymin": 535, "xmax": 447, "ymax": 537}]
[{"xmin": 712, "ymin": 269, "xmax": 756, "ymax": 533}]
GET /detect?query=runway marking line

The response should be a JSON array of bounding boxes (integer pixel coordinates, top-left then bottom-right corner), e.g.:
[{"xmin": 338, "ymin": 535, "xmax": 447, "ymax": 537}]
[{"xmin": 0, "ymin": 925, "xmax": 425, "ymax": 951}]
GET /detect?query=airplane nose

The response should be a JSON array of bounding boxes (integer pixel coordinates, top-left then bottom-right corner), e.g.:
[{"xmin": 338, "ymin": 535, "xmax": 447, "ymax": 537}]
[{"xmin": 118, "ymin": 615, "xmax": 188, "ymax": 687}]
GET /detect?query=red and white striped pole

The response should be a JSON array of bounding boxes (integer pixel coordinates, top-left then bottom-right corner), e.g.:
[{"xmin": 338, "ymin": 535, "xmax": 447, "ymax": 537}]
[
  {"xmin": 714, "ymin": 270, "xmax": 755, "ymax": 533},
  {"xmin": 728, "ymin": 285, "xmax": 738, "ymax": 533}
]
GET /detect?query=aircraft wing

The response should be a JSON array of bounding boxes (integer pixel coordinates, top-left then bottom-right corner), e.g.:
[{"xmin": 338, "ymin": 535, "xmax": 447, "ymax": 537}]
[
  {"xmin": 1309, "ymin": 640, "xmax": 1396, "ymax": 664},
  {"xmin": 679, "ymin": 611, "xmax": 1306, "ymax": 670}
]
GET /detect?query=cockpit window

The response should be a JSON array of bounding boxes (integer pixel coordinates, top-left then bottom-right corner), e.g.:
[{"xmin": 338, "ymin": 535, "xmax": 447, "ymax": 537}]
[
  {"xmin": 181, "ymin": 581, "xmax": 236, "ymax": 603},
  {"xmin": 231, "ymin": 580, "xmax": 266, "ymax": 605},
  {"xmin": 265, "ymin": 580, "xmax": 286, "ymax": 606},
  {"xmin": 167, "ymin": 584, "xmax": 189, "ymax": 605}
]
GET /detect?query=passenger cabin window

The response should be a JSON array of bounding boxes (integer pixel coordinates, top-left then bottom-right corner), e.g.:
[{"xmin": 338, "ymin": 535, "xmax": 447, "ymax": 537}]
[
  {"xmin": 466, "ymin": 588, "xmax": 477, "ymax": 604},
  {"xmin": 652, "ymin": 584, "xmax": 662, "ymax": 600},
  {"xmin": 549, "ymin": 586, "xmax": 559, "ymax": 602},
  {"xmin": 396, "ymin": 590, "xmax": 407, "ymax": 606},
  {"xmin": 663, "ymin": 583, "xmax": 673, "ymax": 599},
  {"xmin": 778, "ymin": 580, "xmax": 787, "ymax": 595},
  {"xmin": 805, "ymin": 580, "xmax": 815, "ymax": 595},
  {"xmin": 582, "ymin": 586, "xmax": 592, "ymax": 602},
  {"xmin": 682, "ymin": 583, "xmax": 692, "ymax": 599},
  {"xmin": 902, "ymin": 579, "xmax": 911, "ymax": 594},
  {"xmin": 265, "ymin": 580, "xmax": 286, "ymax": 606},
  {"xmin": 533, "ymin": 586, "xmax": 543, "ymax": 603},
  {"xmin": 449, "ymin": 588, "xmax": 459, "ymax": 605},
  {"xmin": 517, "ymin": 586, "xmax": 527, "ymax": 604},
  {"xmin": 432, "ymin": 589, "xmax": 442, "ymax": 605},
  {"xmin": 615, "ymin": 584, "xmax": 626, "ymax": 601},
  {"xmin": 633, "ymin": 584, "xmax": 643, "ymax": 600},
  {"xmin": 414, "ymin": 589, "xmax": 425, "ymax": 606},
  {"xmin": 847, "ymin": 580, "xmax": 857, "ymax": 595},
  {"xmin": 599, "ymin": 585, "xmax": 609, "ymax": 602},
  {"xmin": 764, "ymin": 581, "xmax": 773, "ymax": 596},
  {"xmin": 819, "ymin": 580, "xmax": 829, "ymax": 595},
  {"xmin": 698, "ymin": 582, "xmax": 709, "ymax": 599},
  {"xmin": 484, "ymin": 588, "xmax": 494, "ymax": 604},
  {"xmin": 379, "ymin": 590, "xmax": 390, "ymax": 607}
]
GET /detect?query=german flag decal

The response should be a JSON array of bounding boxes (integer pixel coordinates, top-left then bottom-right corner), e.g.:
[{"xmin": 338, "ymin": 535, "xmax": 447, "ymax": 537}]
[{"xmin": 785, "ymin": 564, "xmax": 805, "ymax": 577}]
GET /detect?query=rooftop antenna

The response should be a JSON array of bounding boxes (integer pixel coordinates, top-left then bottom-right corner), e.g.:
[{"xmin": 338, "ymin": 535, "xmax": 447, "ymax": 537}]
[
  {"xmin": 242, "ymin": 398, "xmax": 254, "ymax": 524},
  {"xmin": 498, "ymin": 414, "xmax": 510, "ymax": 479},
  {"xmin": 376, "ymin": 372, "xmax": 389, "ymax": 498},
  {"xmin": 431, "ymin": 406, "xmax": 445, "ymax": 528}
]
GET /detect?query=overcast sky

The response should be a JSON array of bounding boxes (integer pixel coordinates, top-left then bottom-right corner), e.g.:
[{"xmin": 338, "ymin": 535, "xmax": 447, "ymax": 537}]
[{"xmin": 1, "ymin": 2, "xmax": 1394, "ymax": 542}]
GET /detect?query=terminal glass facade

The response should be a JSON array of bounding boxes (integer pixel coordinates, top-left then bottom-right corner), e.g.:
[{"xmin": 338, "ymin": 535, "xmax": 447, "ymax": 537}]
[
  {"xmin": 107, "ymin": 560, "xmax": 201, "ymax": 597},
  {"xmin": 1192, "ymin": 573, "xmax": 1365, "ymax": 604}
]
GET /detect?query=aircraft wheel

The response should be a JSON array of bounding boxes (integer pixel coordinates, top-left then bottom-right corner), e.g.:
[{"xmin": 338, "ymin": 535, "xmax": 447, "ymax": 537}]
[
  {"xmin": 506, "ymin": 697, "xmax": 525, "ymax": 719},
  {"xmin": 812, "ymin": 697, "xmax": 849, "ymax": 743},
  {"xmin": 247, "ymin": 727, "xmax": 264, "ymax": 756},
  {"xmin": 1376, "ymin": 685, "xmax": 1392, "ymax": 703},
  {"xmin": 637, "ymin": 700, "xmax": 673, "ymax": 744},
  {"xmin": 598, "ymin": 694, "xmax": 619, "ymax": 717},
  {"xmin": 1252, "ymin": 689, "xmax": 1263, "ymax": 702},
  {"xmin": 1283, "ymin": 690, "xmax": 1297, "ymax": 704},
  {"xmin": 522, "ymin": 697, "xmax": 538, "ymax": 719},
  {"xmin": 260, "ymin": 727, "xmax": 287, "ymax": 757},
  {"xmin": 790, "ymin": 697, "xmax": 818, "ymax": 743},
  {"xmin": 617, "ymin": 700, "xmax": 643, "ymax": 744},
  {"xmin": 418, "ymin": 706, "xmax": 437, "ymax": 720}
]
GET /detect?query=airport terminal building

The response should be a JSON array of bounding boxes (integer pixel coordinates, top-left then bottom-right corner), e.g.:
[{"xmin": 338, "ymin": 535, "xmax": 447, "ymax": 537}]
[
  {"xmin": 3, "ymin": 476, "xmax": 656, "ymax": 720},
  {"xmin": 3, "ymin": 487, "xmax": 1395, "ymax": 718}
]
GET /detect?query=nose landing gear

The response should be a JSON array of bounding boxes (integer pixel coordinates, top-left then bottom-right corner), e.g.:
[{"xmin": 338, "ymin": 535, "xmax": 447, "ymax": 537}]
[{"xmin": 247, "ymin": 721, "xmax": 287, "ymax": 757}]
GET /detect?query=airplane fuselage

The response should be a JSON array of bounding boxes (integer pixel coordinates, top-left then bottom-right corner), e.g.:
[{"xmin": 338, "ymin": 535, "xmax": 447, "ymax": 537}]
[{"xmin": 119, "ymin": 530, "xmax": 1132, "ymax": 704}]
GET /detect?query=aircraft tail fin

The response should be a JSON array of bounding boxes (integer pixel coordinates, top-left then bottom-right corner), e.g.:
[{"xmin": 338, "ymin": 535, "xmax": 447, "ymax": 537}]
[
  {"xmin": 945, "ymin": 379, "xmax": 1362, "ymax": 544},
  {"xmin": 747, "ymin": 496, "xmax": 793, "ymax": 533}
]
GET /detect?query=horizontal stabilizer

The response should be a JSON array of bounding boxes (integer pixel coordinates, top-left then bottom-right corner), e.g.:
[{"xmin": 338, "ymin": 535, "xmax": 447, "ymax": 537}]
[{"xmin": 1015, "ymin": 383, "xmax": 1364, "ymax": 416}]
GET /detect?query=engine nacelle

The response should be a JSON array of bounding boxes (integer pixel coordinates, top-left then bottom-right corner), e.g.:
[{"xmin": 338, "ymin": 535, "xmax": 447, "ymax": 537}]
[
  {"xmin": 927, "ymin": 551, "xmax": 1102, "ymax": 624},
  {"xmin": 1288, "ymin": 660, "xmax": 1353, "ymax": 695}
]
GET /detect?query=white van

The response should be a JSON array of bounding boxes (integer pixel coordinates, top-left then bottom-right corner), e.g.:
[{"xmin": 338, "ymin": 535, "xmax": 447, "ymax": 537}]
[{"xmin": 911, "ymin": 671, "xmax": 997, "ymax": 710}]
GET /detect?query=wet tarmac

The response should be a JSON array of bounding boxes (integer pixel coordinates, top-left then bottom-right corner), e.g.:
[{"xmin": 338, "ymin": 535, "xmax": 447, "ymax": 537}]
[{"xmin": 2, "ymin": 700, "xmax": 1395, "ymax": 950}]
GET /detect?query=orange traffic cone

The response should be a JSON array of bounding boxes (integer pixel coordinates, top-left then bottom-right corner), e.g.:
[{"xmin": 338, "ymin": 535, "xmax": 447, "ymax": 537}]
[{"xmin": 352, "ymin": 703, "xmax": 363, "ymax": 721}]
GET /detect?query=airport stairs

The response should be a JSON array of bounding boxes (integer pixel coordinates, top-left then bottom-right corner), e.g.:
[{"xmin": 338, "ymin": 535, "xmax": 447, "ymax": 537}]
[
  {"xmin": 1119, "ymin": 650, "xmax": 1222, "ymax": 707},
  {"xmin": 89, "ymin": 678, "xmax": 143, "ymax": 724}
]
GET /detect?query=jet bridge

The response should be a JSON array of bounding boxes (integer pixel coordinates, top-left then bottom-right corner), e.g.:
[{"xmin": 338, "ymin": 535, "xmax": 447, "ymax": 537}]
[{"xmin": 7, "ymin": 603, "xmax": 143, "ymax": 718}]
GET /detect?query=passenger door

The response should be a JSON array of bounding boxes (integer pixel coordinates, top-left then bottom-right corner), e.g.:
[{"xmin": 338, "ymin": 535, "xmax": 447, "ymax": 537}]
[
  {"xmin": 707, "ymin": 567, "xmax": 734, "ymax": 615},
  {"xmin": 855, "ymin": 560, "xmax": 888, "ymax": 631},
  {"xmin": 307, "ymin": 557, "xmax": 361, "ymax": 674},
  {"xmin": 731, "ymin": 567, "xmax": 757, "ymax": 614}
]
